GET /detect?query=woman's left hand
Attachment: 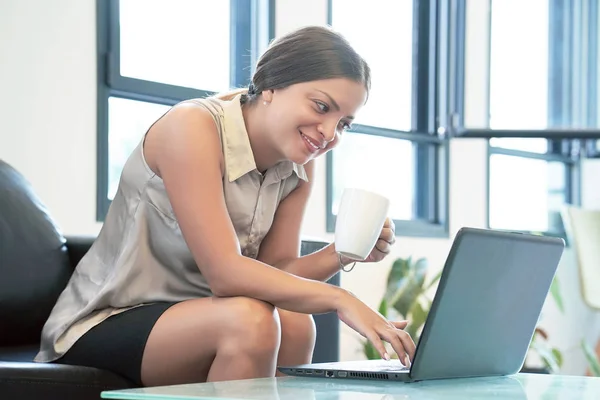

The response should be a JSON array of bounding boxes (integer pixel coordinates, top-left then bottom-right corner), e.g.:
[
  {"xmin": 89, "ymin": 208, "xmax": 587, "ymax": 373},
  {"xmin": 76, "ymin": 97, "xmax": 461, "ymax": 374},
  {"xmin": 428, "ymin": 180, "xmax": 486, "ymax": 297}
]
[{"xmin": 362, "ymin": 217, "xmax": 396, "ymax": 263}]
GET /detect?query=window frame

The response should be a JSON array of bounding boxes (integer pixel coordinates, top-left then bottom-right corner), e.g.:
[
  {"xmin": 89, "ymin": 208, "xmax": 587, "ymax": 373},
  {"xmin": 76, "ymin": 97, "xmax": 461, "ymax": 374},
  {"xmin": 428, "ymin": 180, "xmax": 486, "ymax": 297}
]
[
  {"xmin": 325, "ymin": 0, "xmax": 452, "ymax": 238},
  {"xmin": 95, "ymin": 0, "xmax": 274, "ymax": 220},
  {"xmin": 486, "ymin": 143, "xmax": 581, "ymax": 238},
  {"xmin": 449, "ymin": 0, "xmax": 590, "ymax": 237},
  {"xmin": 451, "ymin": 0, "xmax": 600, "ymax": 141}
]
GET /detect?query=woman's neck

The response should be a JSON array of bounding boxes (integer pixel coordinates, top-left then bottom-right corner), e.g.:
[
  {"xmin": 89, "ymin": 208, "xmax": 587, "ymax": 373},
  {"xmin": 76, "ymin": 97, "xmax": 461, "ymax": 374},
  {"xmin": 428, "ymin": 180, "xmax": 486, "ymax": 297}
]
[{"xmin": 241, "ymin": 102, "xmax": 283, "ymax": 173}]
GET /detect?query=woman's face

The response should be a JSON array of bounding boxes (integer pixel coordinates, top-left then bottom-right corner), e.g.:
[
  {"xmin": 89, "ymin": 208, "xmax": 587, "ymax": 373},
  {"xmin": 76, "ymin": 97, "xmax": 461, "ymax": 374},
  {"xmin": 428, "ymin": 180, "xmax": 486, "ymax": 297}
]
[{"xmin": 262, "ymin": 77, "xmax": 368, "ymax": 165}]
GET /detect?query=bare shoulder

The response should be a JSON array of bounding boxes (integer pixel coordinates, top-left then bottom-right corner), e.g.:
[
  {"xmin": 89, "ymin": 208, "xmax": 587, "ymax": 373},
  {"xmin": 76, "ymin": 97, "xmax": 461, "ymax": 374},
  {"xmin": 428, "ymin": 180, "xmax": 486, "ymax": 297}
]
[
  {"xmin": 143, "ymin": 101, "xmax": 224, "ymax": 179},
  {"xmin": 140, "ymin": 100, "xmax": 244, "ymax": 283}
]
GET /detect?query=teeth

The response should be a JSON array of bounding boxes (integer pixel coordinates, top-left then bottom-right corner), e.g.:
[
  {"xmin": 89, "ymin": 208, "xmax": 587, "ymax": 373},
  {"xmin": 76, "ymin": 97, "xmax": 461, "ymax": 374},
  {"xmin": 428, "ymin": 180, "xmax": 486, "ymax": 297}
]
[{"xmin": 301, "ymin": 133, "xmax": 320, "ymax": 150}]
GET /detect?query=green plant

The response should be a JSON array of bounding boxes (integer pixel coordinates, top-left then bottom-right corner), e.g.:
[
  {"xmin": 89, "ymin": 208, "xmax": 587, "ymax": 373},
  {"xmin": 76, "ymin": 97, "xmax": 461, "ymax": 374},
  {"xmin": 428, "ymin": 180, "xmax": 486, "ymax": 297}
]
[
  {"xmin": 362, "ymin": 256, "xmax": 440, "ymax": 360},
  {"xmin": 527, "ymin": 326, "xmax": 563, "ymax": 373},
  {"xmin": 524, "ymin": 277, "xmax": 564, "ymax": 373},
  {"xmin": 581, "ymin": 340, "xmax": 600, "ymax": 377}
]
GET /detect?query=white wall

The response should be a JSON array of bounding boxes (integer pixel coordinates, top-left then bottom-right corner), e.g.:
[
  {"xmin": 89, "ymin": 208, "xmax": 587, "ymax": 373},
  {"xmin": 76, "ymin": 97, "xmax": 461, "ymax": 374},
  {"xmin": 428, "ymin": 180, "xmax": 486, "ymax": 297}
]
[
  {"xmin": 1, "ymin": 0, "xmax": 598, "ymax": 375},
  {"xmin": 0, "ymin": 0, "xmax": 101, "ymax": 236}
]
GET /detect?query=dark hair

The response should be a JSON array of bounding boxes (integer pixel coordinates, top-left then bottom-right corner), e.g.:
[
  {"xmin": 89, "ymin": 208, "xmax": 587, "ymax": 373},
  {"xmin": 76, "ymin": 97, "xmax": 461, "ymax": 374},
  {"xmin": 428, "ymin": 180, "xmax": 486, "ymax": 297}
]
[{"xmin": 242, "ymin": 26, "xmax": 370, "ymax": 104}]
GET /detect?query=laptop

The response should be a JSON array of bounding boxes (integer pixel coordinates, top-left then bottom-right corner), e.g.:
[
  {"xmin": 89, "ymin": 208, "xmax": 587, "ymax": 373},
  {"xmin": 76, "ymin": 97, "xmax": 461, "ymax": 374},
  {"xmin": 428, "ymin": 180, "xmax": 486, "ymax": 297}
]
[{"xmin": 278, "ymin": 227, "xmax": 565, "ymax": 382}]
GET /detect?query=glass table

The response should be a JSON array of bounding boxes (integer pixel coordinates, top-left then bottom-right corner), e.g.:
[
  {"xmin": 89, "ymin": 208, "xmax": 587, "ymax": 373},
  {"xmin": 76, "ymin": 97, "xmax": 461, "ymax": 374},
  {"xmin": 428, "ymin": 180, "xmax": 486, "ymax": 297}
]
[{"xmin": 102, "ymin": 373, "xmax": 600, "ymax": 399}]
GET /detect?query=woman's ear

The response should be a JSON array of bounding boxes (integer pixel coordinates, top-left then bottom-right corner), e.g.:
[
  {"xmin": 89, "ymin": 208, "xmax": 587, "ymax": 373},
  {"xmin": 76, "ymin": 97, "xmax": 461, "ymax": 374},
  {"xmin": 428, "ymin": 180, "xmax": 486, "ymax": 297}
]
[{"xmin": 262, "ymin": 89, "xmax": 274, "ymax": 104}]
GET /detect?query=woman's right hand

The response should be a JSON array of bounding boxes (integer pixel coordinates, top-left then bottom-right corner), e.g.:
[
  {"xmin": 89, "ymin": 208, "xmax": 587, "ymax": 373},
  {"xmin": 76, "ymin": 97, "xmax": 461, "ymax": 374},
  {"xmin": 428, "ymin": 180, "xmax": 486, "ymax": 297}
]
[{"xmin": 336, "ymin": 290, "xmax": 416, "ymax": 366}]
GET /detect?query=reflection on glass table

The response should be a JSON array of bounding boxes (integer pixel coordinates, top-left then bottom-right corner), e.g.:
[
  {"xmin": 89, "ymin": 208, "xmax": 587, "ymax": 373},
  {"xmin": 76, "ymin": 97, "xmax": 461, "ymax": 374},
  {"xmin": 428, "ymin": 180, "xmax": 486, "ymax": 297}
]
[{"xmin": 102, "ymin": 373, "xmax": 600, "ymax": 400}]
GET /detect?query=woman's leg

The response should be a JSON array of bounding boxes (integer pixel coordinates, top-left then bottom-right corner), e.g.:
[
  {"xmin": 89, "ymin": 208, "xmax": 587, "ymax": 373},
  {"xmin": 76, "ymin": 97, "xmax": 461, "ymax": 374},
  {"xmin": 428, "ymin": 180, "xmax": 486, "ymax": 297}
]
[
  {"xmin": 275, "ymin": 308, "xmax": 316, "ymax": 376},
  {"xmin": 140, "ymin": 296, "xmax": 281, "ymax": 386}
]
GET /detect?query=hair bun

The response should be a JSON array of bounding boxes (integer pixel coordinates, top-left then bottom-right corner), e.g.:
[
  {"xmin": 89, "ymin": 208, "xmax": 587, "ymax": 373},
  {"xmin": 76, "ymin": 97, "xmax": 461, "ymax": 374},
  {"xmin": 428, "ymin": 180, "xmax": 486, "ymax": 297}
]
[{"xmin": 247, "ymin": 83, "xmax": 257, "ymax": 95}]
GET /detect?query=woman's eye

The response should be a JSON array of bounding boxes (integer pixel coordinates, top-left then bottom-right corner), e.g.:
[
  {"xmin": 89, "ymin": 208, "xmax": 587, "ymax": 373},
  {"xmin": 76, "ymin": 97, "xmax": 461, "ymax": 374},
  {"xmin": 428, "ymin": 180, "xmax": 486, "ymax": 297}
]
[
  {"xmin": 339, "ymin": 121, "xmax": 352, "ymax": 131},
  {"xmin": 315, "ymin": 101, "xmax": 329, "ymax": 113}
]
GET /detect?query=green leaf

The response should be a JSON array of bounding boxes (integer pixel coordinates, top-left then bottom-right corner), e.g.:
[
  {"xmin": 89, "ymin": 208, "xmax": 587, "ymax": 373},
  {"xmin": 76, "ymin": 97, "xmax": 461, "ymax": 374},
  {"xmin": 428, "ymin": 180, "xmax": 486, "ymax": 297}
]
[
  {"xmin": 363, "ymin": 341, "xmax": 380, "ymax": 360},
  {"xmin": 387, "ymin": 257, "xmax": 429, "ymax": 317},
  {"xmin": 552, "ymin": 348, "xmax": 563, "ymax": 368},
  {"xmin": 425, "ymin": 269, "xmax": 443, "ymax": 290},
  {"xmin": 378, "ymin": 298, "xmax": 388, "ymax": 319},
  {"xmin": 581, "ymin": 340, "xmax": 600, "ymax": 377},
  {"xmin": 406, "ymin": 301, "xmax": 429, "ymax": 340},
  {"xmin": 385, "ymin": 258, "xmax": 411, "ymax": 300},
  {"xmin": 549, "ymin": 277, "xmax": 564, "ymax": 314},
  {"xmin": 530, "ymin": 339, "xmax": 560, "ymax": 373},
  {"xmin": 363, "ymin": 255, "xmax": 437, "ymax": 360}
]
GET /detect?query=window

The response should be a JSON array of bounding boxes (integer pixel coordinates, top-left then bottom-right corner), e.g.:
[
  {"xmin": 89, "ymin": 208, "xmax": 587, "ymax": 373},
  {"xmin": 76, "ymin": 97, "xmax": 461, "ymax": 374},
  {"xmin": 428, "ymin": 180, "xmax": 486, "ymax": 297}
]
[
  {"xmin": 326, "ymin": 0, "xmax": 449, "ymax": 237},
  {"xmin": 329, "ymin": 134, "xmax": 415, "ymax": 221},
  {"xmin": 454, "ymin": 0, "xmax": 598, "ymax": 236},
  {"xmin": 488, "ymin": 141, "xmax": 576, "ymax": 235},
  {"xmin": 96, "ymin": 0, "xmax": 273, "ymax": 219},
  {"xmin": 587, "ymin": 140, "xmax": 600, "ymax": 157},
  {"xmin": 107, "ymin": 98, "xmax": 170, "ymax": 200}
]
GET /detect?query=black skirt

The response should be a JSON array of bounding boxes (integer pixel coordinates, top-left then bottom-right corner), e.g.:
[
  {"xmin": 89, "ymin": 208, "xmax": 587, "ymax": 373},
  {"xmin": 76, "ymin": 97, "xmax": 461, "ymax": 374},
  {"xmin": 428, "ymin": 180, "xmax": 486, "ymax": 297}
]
[{"xmin": 56, "ymin": 302, "xmax": 177, "ymax": 386}]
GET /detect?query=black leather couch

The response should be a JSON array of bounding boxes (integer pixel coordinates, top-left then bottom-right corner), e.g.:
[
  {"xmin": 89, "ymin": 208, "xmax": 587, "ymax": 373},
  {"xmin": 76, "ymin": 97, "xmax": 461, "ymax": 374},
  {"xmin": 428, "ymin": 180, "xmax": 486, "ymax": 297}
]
[{"xmin": 0, "ymin": 159, "xmax": 339, "ymax": 399}]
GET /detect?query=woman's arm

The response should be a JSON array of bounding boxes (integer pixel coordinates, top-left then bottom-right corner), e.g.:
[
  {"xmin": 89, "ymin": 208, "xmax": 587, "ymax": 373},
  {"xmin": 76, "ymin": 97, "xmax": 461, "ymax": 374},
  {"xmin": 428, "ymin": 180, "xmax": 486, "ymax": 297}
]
[
  {"xmin": 144, "ymin": 103, "xmax": 415, "ymax": 363},
  {"xmin": 145, "ymin": 104, "xmax": 343, "ymax": 314},
  {"xmin": 256, "ymin": 160, "xmax": 354, "ymax": 282},
  {"xmin": 272, "ymin": 242, "xmax": 355, "ymax": 281}
]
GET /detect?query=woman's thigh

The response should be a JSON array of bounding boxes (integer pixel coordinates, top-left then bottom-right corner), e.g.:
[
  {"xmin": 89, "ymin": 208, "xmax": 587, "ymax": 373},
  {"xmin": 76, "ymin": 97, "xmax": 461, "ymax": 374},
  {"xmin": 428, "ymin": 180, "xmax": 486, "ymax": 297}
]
[
  {"xmin": 140, "ymin": 296, "xmax": 281, "ymax": 386},
  {"xmin": 57, "ymin": 302, "xmax": 176, "ymax": 386},
  {"xmin": 276, "ymin": 308, "xmax": 316, "ymax": 364}
]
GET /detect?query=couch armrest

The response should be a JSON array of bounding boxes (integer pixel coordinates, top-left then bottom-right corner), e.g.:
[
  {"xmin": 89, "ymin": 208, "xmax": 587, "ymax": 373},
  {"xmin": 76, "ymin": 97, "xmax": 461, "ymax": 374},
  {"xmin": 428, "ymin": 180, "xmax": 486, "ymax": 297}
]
[
  {"xmin": 300, "ymin": 237, "xmax": 338, "ymax": 282},
  {"xmin": 64, "ymin": 236, "xmax": 96, "ymax": 268},
  {"xmin": 300, "ymin": 237, "xmax": 328, "ymax": 256},
  {"xmin": 64, "ymin": 237, "xmax": 329, "ymax": 270},
  {"xmin": 299, "ymin": 237, "xmax": 341, "ymax": 363}
]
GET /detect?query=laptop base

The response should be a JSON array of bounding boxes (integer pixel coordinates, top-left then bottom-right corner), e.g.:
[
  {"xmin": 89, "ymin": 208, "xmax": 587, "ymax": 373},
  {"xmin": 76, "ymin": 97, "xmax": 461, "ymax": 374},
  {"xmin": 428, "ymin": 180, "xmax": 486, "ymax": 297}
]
[{"xmin": 278, "ymin": 360, "xmax": 412, "ymax": 382}]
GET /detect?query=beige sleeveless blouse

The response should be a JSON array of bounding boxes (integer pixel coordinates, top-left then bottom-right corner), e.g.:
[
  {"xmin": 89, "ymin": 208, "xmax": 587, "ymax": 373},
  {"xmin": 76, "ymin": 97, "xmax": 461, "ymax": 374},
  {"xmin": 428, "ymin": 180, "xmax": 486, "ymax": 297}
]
[{"xmin": 35, "ymin": 94, "xmax": 307, "ymax": 362}]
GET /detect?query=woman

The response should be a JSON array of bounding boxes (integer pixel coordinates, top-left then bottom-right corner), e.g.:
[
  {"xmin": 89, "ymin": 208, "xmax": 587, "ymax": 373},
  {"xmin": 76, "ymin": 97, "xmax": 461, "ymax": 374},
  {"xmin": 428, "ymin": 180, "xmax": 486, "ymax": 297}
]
[{"xmin": 35, "ymin": 25, "xmax": 415, "ymax": 387}]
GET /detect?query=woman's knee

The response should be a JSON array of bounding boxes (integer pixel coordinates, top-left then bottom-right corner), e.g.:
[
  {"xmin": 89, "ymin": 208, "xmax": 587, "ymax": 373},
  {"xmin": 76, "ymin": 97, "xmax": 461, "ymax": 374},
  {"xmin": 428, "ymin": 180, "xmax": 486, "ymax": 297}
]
[
  {"xmin": 140, "ymin": 297, "xmax": 280, "ymax": 385},
  {"xmin": 278, "ymin": 309, "xmax": 316, "ymax": 351},
  {"xmin": 222, "ymin": 297, "xmax": 281, "ymax": 353}
]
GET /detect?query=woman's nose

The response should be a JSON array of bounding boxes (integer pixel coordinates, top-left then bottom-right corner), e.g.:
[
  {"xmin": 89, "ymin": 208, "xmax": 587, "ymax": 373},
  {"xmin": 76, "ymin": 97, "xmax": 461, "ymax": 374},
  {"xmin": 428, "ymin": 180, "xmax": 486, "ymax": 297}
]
[{"xmin": 317, "ymin": 122, "xmax": 337, "ymax": 144}]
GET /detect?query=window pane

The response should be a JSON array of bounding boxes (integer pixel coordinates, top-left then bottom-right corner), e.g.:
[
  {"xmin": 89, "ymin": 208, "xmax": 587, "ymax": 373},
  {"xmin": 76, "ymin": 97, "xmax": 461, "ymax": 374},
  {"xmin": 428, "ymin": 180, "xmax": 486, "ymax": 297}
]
[
  {"xmin": 108, "ymin": 97, "xmax": 170, "ymax": 200},
  {"xmin": 489, "ymin": 154, "xmax": 567, "ymax": 233},
  {"xmin": 119, "ymin": 0, "xmax": 230, "ymax": 92},
  {"xmin": 489, "ymin": 138, "xmax": 549, "ymax": 153},
  {"xmin": 331, "ymin": 133, "xmax": 414, "ymax": 221},
  {"xmin": 331, "ymin": 0, "xmax": 413, "ymax": 131},
  {"xmin": 489, "ymin": 0, "xmax": 549, "ymax": 129}
]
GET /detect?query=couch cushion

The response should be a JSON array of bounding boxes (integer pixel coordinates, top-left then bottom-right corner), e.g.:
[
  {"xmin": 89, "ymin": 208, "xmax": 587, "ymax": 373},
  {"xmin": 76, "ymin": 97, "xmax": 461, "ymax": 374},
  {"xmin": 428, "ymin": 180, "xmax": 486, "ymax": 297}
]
[
  {"xmin": 0, "ymin": 344, "xmax": 39, "ymax": 362},
  {"xmin": 0, "ymin": 361, "xmax": 136, "ymax": 400},
  {"xmin": 0, "ymin": 160, "xmax": 73, "ymax": 346}
]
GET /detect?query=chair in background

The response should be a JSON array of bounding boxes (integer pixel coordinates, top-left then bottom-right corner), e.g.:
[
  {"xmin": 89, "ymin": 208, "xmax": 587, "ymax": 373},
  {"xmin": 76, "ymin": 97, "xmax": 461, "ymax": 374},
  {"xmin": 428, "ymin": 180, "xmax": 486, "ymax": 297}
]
[
  {"xmin": 562, "ymin": 206, "xmax": 600, "ymax": 310},
  {"xmin": 561, "ymin": 205, "xmax": 600, "ymax": 375}
]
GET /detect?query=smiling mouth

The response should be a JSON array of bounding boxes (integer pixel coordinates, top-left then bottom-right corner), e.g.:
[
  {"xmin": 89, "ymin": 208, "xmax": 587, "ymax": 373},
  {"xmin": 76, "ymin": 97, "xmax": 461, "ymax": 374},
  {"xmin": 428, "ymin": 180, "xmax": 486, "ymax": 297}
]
[{"xmin": 299, "ymin": 131, "xmax": 323, "ymax": 152}]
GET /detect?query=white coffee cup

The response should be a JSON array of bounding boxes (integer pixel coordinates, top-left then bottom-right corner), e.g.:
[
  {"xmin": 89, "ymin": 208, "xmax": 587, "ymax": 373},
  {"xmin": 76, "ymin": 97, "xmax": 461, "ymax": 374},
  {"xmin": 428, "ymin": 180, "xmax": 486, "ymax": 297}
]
[{"xmin": 335, "ymin": 188, "xmax": 391, "ymax": 261}]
